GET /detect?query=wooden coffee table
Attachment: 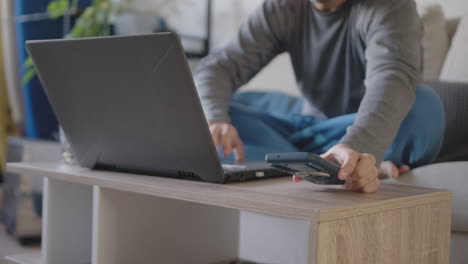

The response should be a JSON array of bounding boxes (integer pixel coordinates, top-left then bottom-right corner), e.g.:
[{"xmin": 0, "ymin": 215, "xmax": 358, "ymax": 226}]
[{"xmin": 4, "ymin": 162, "xmax": 451, "ymax": 264}]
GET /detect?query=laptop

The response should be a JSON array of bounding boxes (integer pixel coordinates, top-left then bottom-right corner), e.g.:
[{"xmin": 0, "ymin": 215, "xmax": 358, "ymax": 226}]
[{"xmin": 26, "ymin": 33, "xmax": 288, "ymax": 183}]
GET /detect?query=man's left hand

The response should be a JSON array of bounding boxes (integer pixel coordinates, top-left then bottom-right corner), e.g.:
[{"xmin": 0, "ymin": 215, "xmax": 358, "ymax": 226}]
[{"xmin": 293, "ymin": 144, "xmax": 380, "ymax": 193}]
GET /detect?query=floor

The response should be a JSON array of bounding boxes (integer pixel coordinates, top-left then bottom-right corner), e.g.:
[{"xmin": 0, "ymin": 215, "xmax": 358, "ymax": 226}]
[
  {"xmin": 0, "ymin": 222, "xmax": 40, "ymax": 259},
  {"xmin": 0, "ymin": 186, "xmax": 41, "ymax": 261}
]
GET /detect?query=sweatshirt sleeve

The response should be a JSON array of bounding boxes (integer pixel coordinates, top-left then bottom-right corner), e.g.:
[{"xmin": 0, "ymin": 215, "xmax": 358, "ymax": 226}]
[
  {"xmin": 193, "ymin": 0, "xmax": 296, "ymax": 122},
  {"xmin": 339, "ymin": 0, "xmax": 423, "ymax": 165}
]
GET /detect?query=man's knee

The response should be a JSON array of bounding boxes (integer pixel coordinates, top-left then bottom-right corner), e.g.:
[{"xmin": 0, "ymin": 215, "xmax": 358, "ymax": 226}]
[
  {"xmin": 406, "ymin": 85, "xmax": 445, "ymax": 133},
  {"xmin": 414, "ymin": 85, "xmax": 444, "ymax": 113},
  {"xmin": 399, "ymin": 85, "xmax": 445, "ymax": 166}
]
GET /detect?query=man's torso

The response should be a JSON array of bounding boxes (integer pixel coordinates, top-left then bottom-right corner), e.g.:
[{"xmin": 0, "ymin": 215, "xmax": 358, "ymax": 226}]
[{"xmin": 284, "ymin": 0, "xmax": 371, "ymax": 119}]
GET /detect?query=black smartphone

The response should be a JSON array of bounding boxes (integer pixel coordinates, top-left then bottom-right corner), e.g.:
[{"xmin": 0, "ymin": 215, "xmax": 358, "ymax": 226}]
[{"xmin": 265, "ymin": 152, "xmax": 345, "ymax": 185}]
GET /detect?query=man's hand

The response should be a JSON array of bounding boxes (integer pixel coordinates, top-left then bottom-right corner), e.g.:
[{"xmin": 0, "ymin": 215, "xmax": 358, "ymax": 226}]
[
  {"xmin": 293, "ymin": 144, "xmax": 380, "ymax": 193},
  {"xmin": 208, "ymin": 121, "xmax": 245, "ymax": 162}
]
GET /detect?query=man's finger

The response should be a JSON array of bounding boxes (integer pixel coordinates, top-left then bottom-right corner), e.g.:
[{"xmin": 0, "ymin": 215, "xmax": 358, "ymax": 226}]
[
  {"xmin": 359, "ymin": 178, "xmax": 380, "ymax": 193},
  {"xmin": 353, "ymin": 154, "xmax": 377, "ymax": 182},
  {"xmin": 320, "ymin": 152, "xmax": 332, "ymax": 163},
  {"xmin": 349, "ymin": 154, "xmax": 378, "ymax": 190},
  {"xmin": 320, "ymin": 150, "xmax": 332, "ymax": 160},
  {"xmin": 351, "ymin": 170, "xmax": 377, "ymax": 190},
  {"xmin": 210, "ymin": 126, "xmax": 221, "ymax": 147},
  {"xmin": 338, "ymin": 151, "xmax": 359, "ymax": 180},
  {"xmin": 220, "ymin": 129, "xmax": 233, "ymax": 157},
  {"xmin": 233, "ymin": 137, "xmax": 245, "ymax": 162},
  {"xmin": 320, "ymin": 154, "xmax": 332, "ymax": 163},
  {"xmin": 320, "ymin": 151, "xmax": 342, "ymax": 169},
  {"xmin": 344, "ymin": 175, "xmax": 353, "ymax": 189}
]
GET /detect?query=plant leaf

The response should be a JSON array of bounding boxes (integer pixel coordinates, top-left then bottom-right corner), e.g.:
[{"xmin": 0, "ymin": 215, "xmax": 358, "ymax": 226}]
[
  {"xmin": 24, "ymin": 56, "xmax": 34, "ymax": 68},
  {"xmin": 21, "ymin": 68, "xmax": 37, "ymax": 86},
  {"xmin": 47, "ymin": 0, "xmax": 69, "ymax": 19}
]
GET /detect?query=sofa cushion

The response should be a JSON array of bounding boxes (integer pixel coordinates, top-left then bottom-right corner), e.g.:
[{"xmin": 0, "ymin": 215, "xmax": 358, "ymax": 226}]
[
  {"xmin": 440, "ymin": 14, "xmax": 468, "ymax": 82},
  {"xmin": 385, "ymin": 162, "xmax": 468, "ymax": 232},
  {"xmin": 451, "ymin": 232, "xmax": 468, "ymax": 264},
  {"xmin": 417, "ymin": 4, "xmax": 450, "ymax": 80},
  {"xmin": 424, "ymin": 81, "xmax": 468, "ymax": 162}
]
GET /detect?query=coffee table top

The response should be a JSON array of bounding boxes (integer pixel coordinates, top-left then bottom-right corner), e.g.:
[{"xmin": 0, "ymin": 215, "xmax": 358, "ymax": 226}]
[{"xmin": 7, "ymin": 162, "xmax": 451, "ymax": 221}]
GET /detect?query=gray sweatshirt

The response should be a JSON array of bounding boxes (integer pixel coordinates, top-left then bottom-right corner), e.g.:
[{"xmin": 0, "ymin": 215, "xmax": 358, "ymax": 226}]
[{"xmin": 194, "ymin": 0, "xmax": 423, "ymax": 164}]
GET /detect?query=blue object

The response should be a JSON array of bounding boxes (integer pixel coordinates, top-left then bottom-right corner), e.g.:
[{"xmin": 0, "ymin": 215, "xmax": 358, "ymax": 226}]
[
  {"xmin": 16, "ymin": 0, "xmax": 91, "ymax": 139},
  {"xmin": 222, "ymin": 86, "xmax": 444, "ymax": 168}
]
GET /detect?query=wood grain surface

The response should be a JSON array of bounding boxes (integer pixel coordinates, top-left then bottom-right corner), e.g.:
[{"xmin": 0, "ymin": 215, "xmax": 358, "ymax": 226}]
[
  {"xmin": 7, "ymin": 162, "xmax": 451, "ymax": 221},
  {"xmin": 316, "ymin": 199, "xmax": 451, "ymax": 264}
]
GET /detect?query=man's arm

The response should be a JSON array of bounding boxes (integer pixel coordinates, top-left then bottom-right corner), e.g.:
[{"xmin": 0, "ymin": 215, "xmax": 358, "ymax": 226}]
[
  {"xmin": 339, "ymin": 0, "xmax": 423, "ymax": 165},
  {"xmin": 193, "ymin": 0, "xmax": 297, "ymax": 122}
]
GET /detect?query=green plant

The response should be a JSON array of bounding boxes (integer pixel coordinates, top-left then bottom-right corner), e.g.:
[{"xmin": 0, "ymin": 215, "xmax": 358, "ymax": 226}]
[{"xmin": 22, "ymin": 0, "xmax": 187, "ymax": 84}]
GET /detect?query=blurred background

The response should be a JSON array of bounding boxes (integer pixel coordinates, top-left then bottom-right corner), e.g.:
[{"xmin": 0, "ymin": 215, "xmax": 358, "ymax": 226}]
[{"xmin": 1, "ymin": 0, "xmax": 468, "ymax": 260}]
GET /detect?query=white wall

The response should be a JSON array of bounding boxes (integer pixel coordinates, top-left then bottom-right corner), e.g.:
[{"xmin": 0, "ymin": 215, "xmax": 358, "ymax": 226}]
[{"xmin": 208, "ymin": 0, "xmax": 297, "ymax": 95}]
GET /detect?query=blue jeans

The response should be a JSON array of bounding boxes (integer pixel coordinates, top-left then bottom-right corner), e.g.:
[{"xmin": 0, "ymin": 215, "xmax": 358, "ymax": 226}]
[{"xmin": 220, "ymin": 86, "xmax": 445, "ymax": 168}]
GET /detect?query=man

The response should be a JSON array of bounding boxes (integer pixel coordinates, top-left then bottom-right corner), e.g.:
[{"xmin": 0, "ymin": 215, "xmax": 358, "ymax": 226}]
[{"xmin": 194, "ymin": 0, "xmax": 445, "ymax": 192}]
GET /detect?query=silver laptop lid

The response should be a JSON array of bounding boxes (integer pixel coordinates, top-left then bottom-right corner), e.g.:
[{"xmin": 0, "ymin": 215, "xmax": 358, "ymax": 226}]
[{"xmin": 26, "ymin": 33, "xmax": 226, "ymax": 183}]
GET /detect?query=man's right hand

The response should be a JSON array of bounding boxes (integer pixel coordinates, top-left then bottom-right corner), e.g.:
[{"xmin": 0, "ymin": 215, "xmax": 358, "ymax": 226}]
[{"xmin": 208, "ymin": 121, "xmax": 245, "ymax": 162}]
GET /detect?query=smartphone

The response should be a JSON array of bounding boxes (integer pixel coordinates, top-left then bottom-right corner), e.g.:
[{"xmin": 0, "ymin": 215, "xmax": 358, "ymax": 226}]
[{"xmin": 265, "ymin": 152, "xmax": 345, "ymax": 185}]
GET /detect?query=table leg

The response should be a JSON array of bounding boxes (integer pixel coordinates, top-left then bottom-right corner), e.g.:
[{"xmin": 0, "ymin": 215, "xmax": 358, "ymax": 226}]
[{"xmin": 42, "ymin": 177, "xmax": 93, "ymax": 264}]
